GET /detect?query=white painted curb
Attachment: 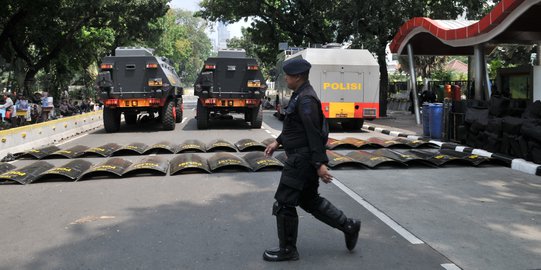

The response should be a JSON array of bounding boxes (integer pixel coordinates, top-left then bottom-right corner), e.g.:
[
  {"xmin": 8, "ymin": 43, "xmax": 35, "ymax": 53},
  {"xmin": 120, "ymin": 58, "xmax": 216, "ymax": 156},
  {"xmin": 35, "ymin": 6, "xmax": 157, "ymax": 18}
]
[{"xmin": 0, "ymin": 111, "xmax": 103, "ymax": 158}]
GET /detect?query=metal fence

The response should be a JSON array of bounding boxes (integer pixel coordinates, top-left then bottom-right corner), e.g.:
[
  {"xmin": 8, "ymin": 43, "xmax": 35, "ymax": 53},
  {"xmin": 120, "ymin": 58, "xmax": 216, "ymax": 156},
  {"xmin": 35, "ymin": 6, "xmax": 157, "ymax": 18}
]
[{"xmin": 387, "ymin": 80, "xmax": 473, "ymax": 111}]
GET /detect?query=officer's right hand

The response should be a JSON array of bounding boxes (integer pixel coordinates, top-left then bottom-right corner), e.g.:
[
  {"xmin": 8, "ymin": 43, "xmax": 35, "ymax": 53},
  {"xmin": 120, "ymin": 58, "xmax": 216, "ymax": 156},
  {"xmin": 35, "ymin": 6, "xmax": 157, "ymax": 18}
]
[
  {"xmin": 317, "ymin": 165, "xmax": 333, "ymax": 184},
  {"xmin": 264, "ymin": 141, "xmax": 279, "ymax": 157}
]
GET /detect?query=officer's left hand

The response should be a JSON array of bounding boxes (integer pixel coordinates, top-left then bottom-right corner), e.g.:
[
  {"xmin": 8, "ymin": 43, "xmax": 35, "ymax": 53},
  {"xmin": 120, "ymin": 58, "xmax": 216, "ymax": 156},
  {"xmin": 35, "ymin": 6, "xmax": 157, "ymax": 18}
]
[
  {"xmin": 264, "ymin": 141, "xmax": 279, "ymax": 157},
  {"xmin": 317, "ymin": 165, "xmax": 333, "ymax": 184}
]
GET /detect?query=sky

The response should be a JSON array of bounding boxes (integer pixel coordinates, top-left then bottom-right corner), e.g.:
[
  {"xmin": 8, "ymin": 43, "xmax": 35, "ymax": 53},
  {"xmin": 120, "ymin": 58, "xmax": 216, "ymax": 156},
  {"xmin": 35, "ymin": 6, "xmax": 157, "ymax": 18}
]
[{"xmin": 169, "ymin": 0, "xmax": 251, "ymax": 39}]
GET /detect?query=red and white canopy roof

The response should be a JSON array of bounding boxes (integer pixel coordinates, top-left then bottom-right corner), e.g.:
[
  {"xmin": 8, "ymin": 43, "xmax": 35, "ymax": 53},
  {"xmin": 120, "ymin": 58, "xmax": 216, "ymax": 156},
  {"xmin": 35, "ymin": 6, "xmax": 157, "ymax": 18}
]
[{"xmin": 390, "ymin": 0, "xmax": 541, "ymax": 55}]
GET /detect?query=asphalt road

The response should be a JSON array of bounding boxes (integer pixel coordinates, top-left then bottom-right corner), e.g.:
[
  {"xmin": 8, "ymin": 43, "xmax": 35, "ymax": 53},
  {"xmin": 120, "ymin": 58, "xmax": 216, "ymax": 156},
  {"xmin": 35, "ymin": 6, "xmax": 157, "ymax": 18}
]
[{"xmin": 1, "ymin": 108, "xmax": 540, "ymax": 270}]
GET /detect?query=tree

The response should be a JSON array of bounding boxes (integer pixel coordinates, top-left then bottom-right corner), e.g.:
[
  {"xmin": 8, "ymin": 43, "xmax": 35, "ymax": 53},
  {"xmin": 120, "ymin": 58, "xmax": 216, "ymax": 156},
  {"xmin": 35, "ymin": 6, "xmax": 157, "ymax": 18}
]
[
  {"xmin": 226, "ymin": 27, "xmax": 275, "ymax": 77},
  {"xmin": 341, "ymin": 0, "xmax": 488, "ymax": 115},
  {"xmin": 398, "ymin": 56, "xmax": 449, "ymax": 80},
  {"xmin": 198, "ymin": 0, "xmax": 488, "ymax": 116},
  {"xmin": 227, "ymin": 28, "xmax": 257, "ymax": 58},
  {"xmin": 0, "ymin": 0, "xmax": 169, "ymax": 97},
  {"xmin": 487, "ymin": 45, "xmax": 536, "ymax": 79},
  {"xmin": 147, "ymin": 9, "xmax": 213, "ymax": 86},
  {"xmin": 197, "ymin": 0, "xmax": 348, "ymax": 69}
]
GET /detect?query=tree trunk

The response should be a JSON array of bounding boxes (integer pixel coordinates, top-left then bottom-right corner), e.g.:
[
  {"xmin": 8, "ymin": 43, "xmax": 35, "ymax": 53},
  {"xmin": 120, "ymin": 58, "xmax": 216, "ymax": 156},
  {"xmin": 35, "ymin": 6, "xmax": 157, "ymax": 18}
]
[
  {"xmin": 377, "ymin": 47, "xmax": 388, "ymax": 117},
  {"xmin": 23, "ymin": 68, "xmax": 38, "ymax": 97}
]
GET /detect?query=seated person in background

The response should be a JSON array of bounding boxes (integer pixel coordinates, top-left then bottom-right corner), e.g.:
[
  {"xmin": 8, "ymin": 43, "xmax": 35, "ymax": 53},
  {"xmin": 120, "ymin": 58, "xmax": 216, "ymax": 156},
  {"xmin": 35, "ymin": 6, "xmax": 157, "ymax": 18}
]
[
  {"xmin": 80, "ymin": 98, "xmax": 90, "ymax": 113},
  {"xmin": 72, "ymin": 101, "xmax": 82, "ymax": 114},
  {"xmin": 263, "ymin": 97, "xmax": 274, "ymax": 109},
  {"xmin": 15, "ymin": 94, "xmax": 29, "ymax": 111},
  {"xmin": 59, "ymin": 99, "xmax": 71, "ymax": 116},
  {"xmin": 31, "ymin": 92, "xmax": 42, "ymax": 104},
  {"xmin": 0, "ymin": 92, "xmax": 15, "ymax": 127},
  {"xmin": 15, "ymin": 94, "xmax": 30, "ymax": 125}
]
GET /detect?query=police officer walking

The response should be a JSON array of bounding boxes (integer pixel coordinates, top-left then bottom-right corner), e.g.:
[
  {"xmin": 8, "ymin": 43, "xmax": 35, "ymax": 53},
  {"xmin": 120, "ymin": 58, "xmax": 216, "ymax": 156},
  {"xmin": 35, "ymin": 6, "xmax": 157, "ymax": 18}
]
[{"xmin": 263, "ymin": 59, "xmax": 361, "ymax": 261}]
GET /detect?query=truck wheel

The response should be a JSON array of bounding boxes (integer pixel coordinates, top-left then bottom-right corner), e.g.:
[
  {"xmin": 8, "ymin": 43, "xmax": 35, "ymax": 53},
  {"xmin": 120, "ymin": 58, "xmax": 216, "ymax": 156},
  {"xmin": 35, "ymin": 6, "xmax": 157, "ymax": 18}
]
[
  {"xmin": 103, "ymin": 107, "xmax": 120, "ymax": 133},
  {"xmin": 196, "ymin": 101, "xmax": 208, "ymax": 129},
  {"xmin": 162, "ymin": 100, "xmax": 176, "ymax": 131},
  {"xmin": 125, "ymin": 113, "xmax": 137, "ymax": 125},
  {"xmin": 175, "ymin": 102, "xmax": 183, "ymax": 123},
  {"xmin": 250, "ymin": 105, "xmax": 263, "ymax": 129},
  {"xmin": 244, "ymin": 109, "xmax": 251, "ymax": 122}
]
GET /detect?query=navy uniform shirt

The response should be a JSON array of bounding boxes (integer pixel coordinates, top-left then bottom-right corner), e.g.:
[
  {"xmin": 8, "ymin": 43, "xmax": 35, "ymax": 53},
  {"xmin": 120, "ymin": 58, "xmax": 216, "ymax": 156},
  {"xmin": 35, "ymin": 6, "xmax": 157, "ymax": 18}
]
[{"xmin": 276, "ymin": 81, "xmax": 328, "ymax": 167}]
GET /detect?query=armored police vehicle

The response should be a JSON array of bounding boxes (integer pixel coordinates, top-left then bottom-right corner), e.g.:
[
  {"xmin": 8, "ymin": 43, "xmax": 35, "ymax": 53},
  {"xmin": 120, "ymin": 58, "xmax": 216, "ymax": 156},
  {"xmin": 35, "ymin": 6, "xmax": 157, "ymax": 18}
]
[
  {"xmin": 194, "ymin": 49, "xmax": 266, "ymax": 129},
  {"xmin": 275, "ymin": 47, "xmax": 380, "ymax": 130},
  {"xmin": 97, "ymin": 47, "xmax": 183, "ymax": 133}
]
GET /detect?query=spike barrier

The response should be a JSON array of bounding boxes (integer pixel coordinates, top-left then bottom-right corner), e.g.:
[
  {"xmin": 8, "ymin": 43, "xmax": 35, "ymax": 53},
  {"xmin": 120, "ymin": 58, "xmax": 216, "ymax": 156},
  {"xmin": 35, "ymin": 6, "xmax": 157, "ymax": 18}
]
[
  {"xmin": 0, "ymin": 149, "xmax": 507, "ymax": 185},
  {"xmin": 363, "ymin": 123, "xmax": 541, "ymax": 176},
  {"xmin": 9, "ymin": 137, "xmax": 438, "ymax": 161}
]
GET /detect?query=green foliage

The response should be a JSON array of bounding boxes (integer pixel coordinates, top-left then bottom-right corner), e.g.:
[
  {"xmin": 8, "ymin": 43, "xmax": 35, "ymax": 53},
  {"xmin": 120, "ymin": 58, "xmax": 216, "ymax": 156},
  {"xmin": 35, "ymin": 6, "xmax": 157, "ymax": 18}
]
[
  {"xmin": 487, "ymin": 45, "xmax": 535, "ymax": 79},
  {"xmin": 0, "ymin": 0, "xmax": 169, "ymax": 97},
  {"xmin": 431, "ymin": 69, "xmax": 454, "ymax": 82},
  {"xmin": 198, "ymin": 0, "xmax": 347, "ymax": 66},
  {"xmin": 388, "ymin": 72, "xmax": 408, "ymax": 82},
  {"xmin": 398, "ymin": 55, "xmax": 449, "ymax": 79},
  {"xmin": 147, "ymin": 9, "xmax": 212, "ymax": 86},
  {"xmin": 226, "ymin": 27, "xmax": 274, "ymax": 77},
  {"xmin": 227, "ymin": 28, "xmax": 257, "ymax": 58},
  {"xmin": 198, "ymin": 0, "xmax": 489, "ymax": 115}
]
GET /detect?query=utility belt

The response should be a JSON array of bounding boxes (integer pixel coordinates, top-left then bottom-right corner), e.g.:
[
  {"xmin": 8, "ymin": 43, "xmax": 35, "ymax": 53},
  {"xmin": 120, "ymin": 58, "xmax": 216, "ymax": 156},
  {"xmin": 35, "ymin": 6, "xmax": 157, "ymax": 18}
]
[{"xmin": 285, "ymin": 146, "xmax": 310, "ymax": 156}]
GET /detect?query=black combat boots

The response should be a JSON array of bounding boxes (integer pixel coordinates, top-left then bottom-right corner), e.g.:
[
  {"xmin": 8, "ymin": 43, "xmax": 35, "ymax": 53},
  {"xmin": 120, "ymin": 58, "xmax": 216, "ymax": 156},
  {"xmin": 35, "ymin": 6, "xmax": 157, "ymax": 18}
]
[
  {"xmin": 310, "ymin": 198, "xmax": 361, "ymax": 251},
  {"xmin": 263, "ymin": 215, "xmax": 299, "ymax": 261},
  {"xmin": 342, "ymin": 218, "xmax": 361, "ymax": 251}
]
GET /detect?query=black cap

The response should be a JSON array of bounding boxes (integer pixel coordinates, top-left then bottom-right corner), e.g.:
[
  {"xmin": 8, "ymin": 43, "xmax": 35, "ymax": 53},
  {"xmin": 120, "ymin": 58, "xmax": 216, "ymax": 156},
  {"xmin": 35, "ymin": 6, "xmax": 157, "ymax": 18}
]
[{"xmin": 282, "ymin": 58, "xmax": 311, "ymax": 75}]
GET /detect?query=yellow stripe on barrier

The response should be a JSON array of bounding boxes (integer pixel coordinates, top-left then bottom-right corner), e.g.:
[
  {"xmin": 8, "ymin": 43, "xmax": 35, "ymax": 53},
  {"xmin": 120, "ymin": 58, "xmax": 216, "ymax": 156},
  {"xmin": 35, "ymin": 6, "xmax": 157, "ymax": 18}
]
[{"xmin": 0, "ymin": 111, "xmax": 102, "ymax": 136}]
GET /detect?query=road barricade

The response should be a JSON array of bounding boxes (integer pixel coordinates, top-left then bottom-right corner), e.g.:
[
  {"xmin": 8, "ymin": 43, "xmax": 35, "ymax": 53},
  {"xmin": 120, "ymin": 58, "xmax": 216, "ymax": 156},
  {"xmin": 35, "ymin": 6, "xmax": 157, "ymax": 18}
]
[{"xmin": 0, "ymin": 111, "xmax": 103, "ymax": 159}]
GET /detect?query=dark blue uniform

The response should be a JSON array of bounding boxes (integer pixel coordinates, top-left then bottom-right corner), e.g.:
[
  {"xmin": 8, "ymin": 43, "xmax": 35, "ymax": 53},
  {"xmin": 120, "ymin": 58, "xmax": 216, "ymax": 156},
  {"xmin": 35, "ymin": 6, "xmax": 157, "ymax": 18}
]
[
  {"xmin": 276, "ymin": 81, "xmax": 327, "ymax": 191},
  {"xmin": 263, "ymin": 59, "xmax": 361, "ymax": 262}
]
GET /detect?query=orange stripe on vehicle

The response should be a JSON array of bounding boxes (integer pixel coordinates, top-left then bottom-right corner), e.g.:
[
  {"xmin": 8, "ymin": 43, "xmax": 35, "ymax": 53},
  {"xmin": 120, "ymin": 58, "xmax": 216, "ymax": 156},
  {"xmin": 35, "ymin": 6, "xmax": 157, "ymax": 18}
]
[
  {"xmin": 357, "ymin": 102, "xmax": 380, "ymax": 118},
  {"xmin": 321, "ymin": 103, "xmax": 330, "ymax": 118}
]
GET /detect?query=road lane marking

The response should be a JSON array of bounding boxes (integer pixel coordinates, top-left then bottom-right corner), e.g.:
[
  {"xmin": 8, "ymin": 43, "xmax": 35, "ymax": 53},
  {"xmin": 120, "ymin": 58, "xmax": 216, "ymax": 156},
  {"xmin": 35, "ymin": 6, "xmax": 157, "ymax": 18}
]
[
  {"xmin": 265, "ymin": 130, "xmax": 272, "ymax": 134},
  {"xmin": 441, "ymin": 263, "xmax": 461, "ymax": 270},
  {"xmin": 181, "ymin": 117, "xmax": 187, "ymax": 124},
  {"xmin": 332, "ymin": 178, "xmax": 424, "ymax": 245},
  {"xmin": 262, "ymin": 115, "xmax": 423, "ymax": 244},
  {"xmin": 57, "ymin": 134, "xmax": 89, "ymax": 146},
  {"xmin": 262, "ymin": 122, "xmax": 281, "ymax": 135},
  {"xmin": 271, "ymin": 134, "xmax": 277, "ymax": 138}
]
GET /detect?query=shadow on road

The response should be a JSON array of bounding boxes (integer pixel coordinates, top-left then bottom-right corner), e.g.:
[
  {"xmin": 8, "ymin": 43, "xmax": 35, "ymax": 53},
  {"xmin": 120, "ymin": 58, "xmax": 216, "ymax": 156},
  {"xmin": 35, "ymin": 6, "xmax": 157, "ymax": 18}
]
[
  {"xmin": 0, "ymin": 173, "xmax": 453, "ymax": 270},
  {"xmin": 182, "ymin": 116, "xmax": 253, "ymax": 131}
]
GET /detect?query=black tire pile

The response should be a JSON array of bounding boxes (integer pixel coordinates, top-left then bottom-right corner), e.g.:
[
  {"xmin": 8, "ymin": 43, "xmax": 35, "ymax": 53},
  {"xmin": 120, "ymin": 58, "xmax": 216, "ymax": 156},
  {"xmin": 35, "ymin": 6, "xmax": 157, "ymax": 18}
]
[{"xmin": 462, "ymin": 97, "xmax": 541, "ymax": 164}]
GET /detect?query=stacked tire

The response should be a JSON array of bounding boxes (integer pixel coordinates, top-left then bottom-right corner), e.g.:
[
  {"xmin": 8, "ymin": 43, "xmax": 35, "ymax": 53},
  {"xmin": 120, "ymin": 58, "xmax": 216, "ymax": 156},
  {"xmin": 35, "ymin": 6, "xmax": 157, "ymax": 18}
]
[
  {"xmin": 521, "ymin": 101, "xmax": 541, "ymax": 163},
  {"xmin": 464, "ymin": 106, "xmax": 489, "ymax": 149},
  {"xmin": 462, "ymin": 98, "xmax": 541, "ymax": 164},
  {"xmin": 500, "ymin": 116, "xmax": 527, "ymax": 159}
]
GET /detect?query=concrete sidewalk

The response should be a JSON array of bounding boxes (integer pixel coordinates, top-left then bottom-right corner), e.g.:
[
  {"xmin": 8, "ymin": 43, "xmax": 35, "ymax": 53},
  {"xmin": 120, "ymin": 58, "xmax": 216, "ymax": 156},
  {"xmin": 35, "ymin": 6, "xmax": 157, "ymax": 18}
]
[{"xmin": 369, "ymin": 110, "xmax": 423, "ymax": 135}]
